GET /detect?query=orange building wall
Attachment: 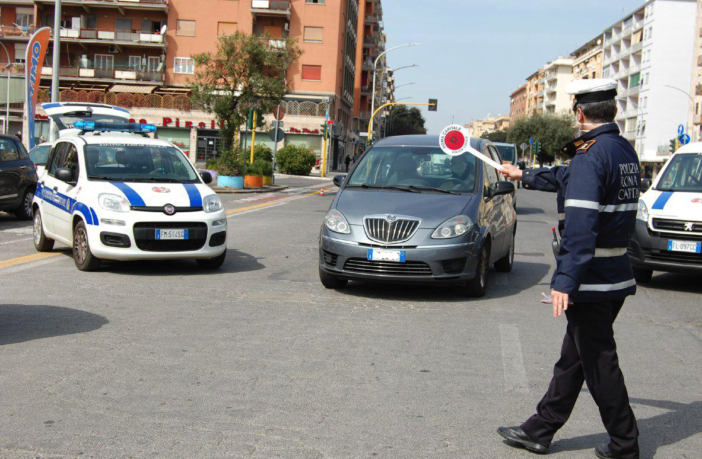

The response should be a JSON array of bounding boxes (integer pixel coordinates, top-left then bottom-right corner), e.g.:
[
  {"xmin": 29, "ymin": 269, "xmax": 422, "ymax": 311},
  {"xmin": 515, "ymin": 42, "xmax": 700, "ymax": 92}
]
[{"xmin": 352, "ymin": 0, "xmax": 366, "ymax": 117}]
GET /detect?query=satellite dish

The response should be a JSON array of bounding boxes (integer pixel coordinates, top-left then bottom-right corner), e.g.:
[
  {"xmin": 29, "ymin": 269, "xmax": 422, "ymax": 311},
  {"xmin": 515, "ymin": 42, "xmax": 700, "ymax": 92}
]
[{"xmin": 160, "ymin": 25, "xmax": 167, "ymax": 35}]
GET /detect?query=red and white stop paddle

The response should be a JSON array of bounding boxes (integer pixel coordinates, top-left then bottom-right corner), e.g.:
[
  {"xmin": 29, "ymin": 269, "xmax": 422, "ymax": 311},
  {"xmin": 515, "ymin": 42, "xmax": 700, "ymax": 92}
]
[{"xmin": 439, "ymin": 124, "xmax": 505, "ymax": 171}]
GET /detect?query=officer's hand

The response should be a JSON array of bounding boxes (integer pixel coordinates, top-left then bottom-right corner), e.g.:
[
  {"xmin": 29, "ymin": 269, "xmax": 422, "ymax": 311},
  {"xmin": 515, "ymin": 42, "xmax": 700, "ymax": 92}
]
[
  {"xmin": 551, "ymin": 290, "xmax": 569, "ymax": 318},
  {"xmin": 500, "ymin": 164, "xmax": 523, "ymax": 181}
]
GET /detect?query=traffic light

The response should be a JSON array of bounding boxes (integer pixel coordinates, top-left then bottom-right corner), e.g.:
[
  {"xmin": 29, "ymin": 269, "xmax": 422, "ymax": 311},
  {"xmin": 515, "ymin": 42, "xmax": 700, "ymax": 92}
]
[
  {"xmin": 247, "ymin": 108, "xmax": 264, "ymax": 130},
  {"xmin": 428, "ymin": 99, "xmax": 438, "ymax": 112},
  {"xmin": 535, "ymin": 141, "xmax": 541, "ymax": 155},
  {"xmin": 669, "ymin": 139, "xmax": 677, "ymax": 153}
]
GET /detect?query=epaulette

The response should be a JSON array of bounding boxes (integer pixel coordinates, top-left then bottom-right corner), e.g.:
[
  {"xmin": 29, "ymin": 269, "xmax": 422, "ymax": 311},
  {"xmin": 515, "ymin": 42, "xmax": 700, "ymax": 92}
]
[{"xmin": 576, "ymin": 139, "xmax": 597, "ymax": 153}]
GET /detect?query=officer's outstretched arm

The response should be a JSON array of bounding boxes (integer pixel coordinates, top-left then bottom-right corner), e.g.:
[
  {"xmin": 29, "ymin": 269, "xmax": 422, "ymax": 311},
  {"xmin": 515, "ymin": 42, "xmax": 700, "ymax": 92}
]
[
  {"xmin": 522, "ymin": 166, "xmax": 567, "ymax": 193},
  {"xmin": 553, "ymin": 155, "xmax": 604, "ymax": 294}
]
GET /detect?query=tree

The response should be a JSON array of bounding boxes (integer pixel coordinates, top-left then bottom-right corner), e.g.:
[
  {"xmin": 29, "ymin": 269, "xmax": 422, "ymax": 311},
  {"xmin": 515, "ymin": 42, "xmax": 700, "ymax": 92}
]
[
  {"xmin": 507, "ymin": 113, "xmax": 576, "ymax": 165},
  {"xmin": 385, "ymin": 106, "xmax": 427, "ymax": 137},
  {"xmin": 190, "ymin": 32, "xmax": 302, "ymax": 149},
  {"xmin": 481, "ymin": 130, "xmax": 508, "ymax": 143}
]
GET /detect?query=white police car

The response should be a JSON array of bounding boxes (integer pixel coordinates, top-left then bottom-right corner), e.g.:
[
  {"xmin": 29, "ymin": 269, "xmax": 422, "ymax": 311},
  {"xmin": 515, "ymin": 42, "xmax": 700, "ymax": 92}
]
[
  {"xmin": 32, "ymin": 103, "xmax": 227, "ymax": 271},
  {"xmin": 629, "ymin": 143, "xmax": 702, "ymax": 281}
]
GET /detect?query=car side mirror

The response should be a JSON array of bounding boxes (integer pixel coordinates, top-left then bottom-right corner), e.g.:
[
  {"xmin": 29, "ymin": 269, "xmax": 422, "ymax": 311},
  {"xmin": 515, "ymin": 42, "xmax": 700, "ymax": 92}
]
[
  {"xmin": 55, "ymin": 167, "xmax": 73, "ymax": 183},
  {"xmin": 200, "ymin": 171, "xmax": 213, "ymax": 184},
  {"xmin": 640, "ymin": 178, "xmax": 651, "ymax": 192},
  {"xmin": 333, "ymin": 175, "xmax": 345, "ymax": 187},
  {"xmin": 491, "ymin": 181, "xmax": 515, "ymax": 198}
]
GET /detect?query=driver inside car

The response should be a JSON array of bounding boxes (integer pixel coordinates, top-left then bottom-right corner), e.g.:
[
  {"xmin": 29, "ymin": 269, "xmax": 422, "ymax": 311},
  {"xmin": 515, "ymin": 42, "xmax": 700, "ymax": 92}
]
[
  {"xmin": 441, "ymin": 154, "xmax": 475, "ymax": 190},
  {"xmin": 387, "ymin": 154, "xmax": 419, "ymax": 185}
]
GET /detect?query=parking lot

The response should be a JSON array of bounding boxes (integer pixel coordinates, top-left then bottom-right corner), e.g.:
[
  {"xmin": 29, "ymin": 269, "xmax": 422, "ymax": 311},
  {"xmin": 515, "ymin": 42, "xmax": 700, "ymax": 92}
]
[{"xmin": 1, "ymin": 182, "xmax": 701, "ymax": 459}]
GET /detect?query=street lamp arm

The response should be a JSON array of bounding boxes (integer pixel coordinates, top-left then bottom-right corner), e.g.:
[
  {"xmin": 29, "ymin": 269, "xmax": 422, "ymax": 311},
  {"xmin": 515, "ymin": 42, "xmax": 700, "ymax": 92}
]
[
  {"xmin": 373, "ymin": 43, "xmax": 421, "ymax": 69},
  {"xmin": 664, "ymin": 85, "xmax": 694, "ymax": 103}
]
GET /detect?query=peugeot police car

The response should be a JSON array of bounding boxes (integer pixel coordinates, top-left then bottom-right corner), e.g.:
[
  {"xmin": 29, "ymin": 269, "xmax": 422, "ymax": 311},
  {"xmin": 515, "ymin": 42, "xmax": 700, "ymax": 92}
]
[
  {"xmin": 32, "ymin": 102, "xmax": 227, "ymax": 271},
  {"xmin": 629, "ymin": 142, "xmax": 702, "ymax": 282}
]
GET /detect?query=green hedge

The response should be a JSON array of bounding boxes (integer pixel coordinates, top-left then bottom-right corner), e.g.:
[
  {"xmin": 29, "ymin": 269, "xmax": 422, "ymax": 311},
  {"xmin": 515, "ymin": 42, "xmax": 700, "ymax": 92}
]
[{"xmin": 276, "ymin": 144, "xmax": 316, "ymax": 176}]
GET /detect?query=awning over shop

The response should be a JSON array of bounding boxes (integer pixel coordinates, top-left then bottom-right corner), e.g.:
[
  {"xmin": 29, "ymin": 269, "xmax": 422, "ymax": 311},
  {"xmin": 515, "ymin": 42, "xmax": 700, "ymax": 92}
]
[
  {"xmin": 110, "ymin": 85, "xmax": 158, "ymax": 94},
  {"xmin": 154, "ymin": 87, "xmax": 191, "ymax": 95}
]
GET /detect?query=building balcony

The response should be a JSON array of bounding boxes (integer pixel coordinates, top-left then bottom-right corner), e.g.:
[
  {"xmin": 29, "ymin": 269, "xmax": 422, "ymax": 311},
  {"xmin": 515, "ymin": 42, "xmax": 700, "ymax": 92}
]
[
  {"xmin": 694, "ymin": 114, "xmax": 702, "ymax": 125},
  {"xmin": 633, "ymin": 20, "xmax": 644, "ymax": 32},
  {"xmin": 362, "ymin": 59, "xmax": 373, "ymax": 71},
  {"xmin": 360, "ymin": 85, "xmax": 371, "ymax": 96},
  {"xmin": 251, "ymin": 0, "xmax": 291, "ymax": 18},
  {"xmin": 363, "ymin": 35, "xmax": 379, "ymax": 46},
  {"xmin": 616, "ymin": 109, "xmax": 639, "ymax": 119},
  {"xmin": 49, "ymin": 27, "xmax": 165, "ymax": 47},
  {"xmin": 359, "ymin": 110, "xmax": 371, "ymax": 120},
  {"xmin": 365, "ymin": 14, "xmax": 380, "ymax": 24},
  {"xmin": 622, "ymin": 130, "xmax": 637, "ymax": 141},
  {"xmin": 34, "ymin": 0, "xmax": 169, "ymax": 13},
  {"xmin": 0, "ymin": 24, "xmax": 36, "ymax": 40},
  {"xmin": 41, "ymin": 65, "xmax": 164, "ymax": 84},
  {"xmin": 536, "ymin": 89, "xmax": 544, "ymax": 97}
]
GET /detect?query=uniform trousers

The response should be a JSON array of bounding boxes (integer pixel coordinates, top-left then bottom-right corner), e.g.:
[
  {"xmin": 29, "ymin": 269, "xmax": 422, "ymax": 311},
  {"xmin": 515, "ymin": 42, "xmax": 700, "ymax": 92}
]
[{"xmin": 521, "ymin": 299, "xmax": 640, "ymax": 459}]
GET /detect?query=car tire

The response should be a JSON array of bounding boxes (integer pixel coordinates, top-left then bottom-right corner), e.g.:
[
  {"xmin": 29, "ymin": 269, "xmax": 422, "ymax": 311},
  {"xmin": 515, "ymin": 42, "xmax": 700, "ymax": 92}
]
[
  {"xmin": 14, "ymin": 188, "xmax": 34, "ymax": 220},
  {"xmin": 465, "ymin": 243, "xmax": 490, "ymax": 297},
  {"xmin": 73, "ymin": 220, "xmax": 101, "ymax": 271},
  {"xmin": 319, "ymin": 266, "xmax": 348, "ymax": 289},
  {"xmin": 197, "ymin": 251, "xmax": 227, "ymax": 269},
  {"xmin": 495, "ymin": 233, "xmax": 515, "ymax": 273},
  {"xmin": 33, "ymin": 209, "xmax": 54, "ymax": 252},
  {"xmin": 633, "ymin": 267, "xmax": 653, "ymax": 283}
]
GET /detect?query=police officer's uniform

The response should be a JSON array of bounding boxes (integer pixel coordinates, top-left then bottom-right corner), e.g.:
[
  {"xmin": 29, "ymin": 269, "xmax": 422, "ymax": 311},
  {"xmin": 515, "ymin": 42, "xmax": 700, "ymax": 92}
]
[{"xmin": 505, "ymin": 80, "xmax": 641, "ymax": 459}]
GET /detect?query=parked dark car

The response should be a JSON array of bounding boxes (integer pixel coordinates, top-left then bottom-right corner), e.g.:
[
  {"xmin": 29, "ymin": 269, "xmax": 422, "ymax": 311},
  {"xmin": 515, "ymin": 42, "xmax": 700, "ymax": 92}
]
[
  {"xmin": 0, "ymin": 135, "xmax": 37, "ymax": 220},
  {"xmin": 319, "ymin": 135, "xmax": 517, "ymax": 297}
]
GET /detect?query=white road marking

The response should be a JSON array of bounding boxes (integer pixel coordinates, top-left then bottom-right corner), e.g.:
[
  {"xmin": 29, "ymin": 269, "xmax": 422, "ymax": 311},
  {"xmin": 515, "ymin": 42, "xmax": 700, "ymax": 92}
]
[
  {"xmin": 0, "ymin": 237, "xmax": 32, "ymax": 246},
  {"xmin": 0, "ymin": 227, "xmax": 33, "ymax": 235},
  {"xmin": 500, "ymin": 324, "xmax": 529, "ymax": 394}
]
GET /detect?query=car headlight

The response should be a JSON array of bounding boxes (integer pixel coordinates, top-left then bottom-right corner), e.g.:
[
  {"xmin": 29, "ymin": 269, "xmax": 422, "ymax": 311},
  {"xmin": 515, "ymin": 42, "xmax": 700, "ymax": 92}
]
[
  {"xmin": 98, "ymin": 193, "xmax": 130, "ymax": 213},
  {"xmin": 203, "ymin": 195, "xmax": 223, "ymax": 213},
  {"xmin": 636, "ymin": 200, "xmax": 649, "ymax": 222},
  {"xmin": 325, "ymin": 209, "xmax": 350, "ymax": 234},
  {"xmin": 432, "ymin": 215, "xmax": 473, "ymax": 239}
]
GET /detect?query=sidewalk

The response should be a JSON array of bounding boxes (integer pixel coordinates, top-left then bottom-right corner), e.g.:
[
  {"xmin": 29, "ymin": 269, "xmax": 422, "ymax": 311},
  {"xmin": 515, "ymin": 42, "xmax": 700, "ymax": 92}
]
[{"xmin": 209, "ymin": 185, "xmax": 288, "ymax": 194}]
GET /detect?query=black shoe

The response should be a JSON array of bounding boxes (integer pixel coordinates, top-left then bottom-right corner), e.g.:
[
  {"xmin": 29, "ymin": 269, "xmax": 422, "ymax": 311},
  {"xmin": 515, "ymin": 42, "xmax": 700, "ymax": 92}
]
[
  {"xmin": 595, "ymin": 444, "xmax": 622, "ymax": 459},
  {"xmin": 497, "ymin": 426, "xmax": 549, "ymax": 454}
]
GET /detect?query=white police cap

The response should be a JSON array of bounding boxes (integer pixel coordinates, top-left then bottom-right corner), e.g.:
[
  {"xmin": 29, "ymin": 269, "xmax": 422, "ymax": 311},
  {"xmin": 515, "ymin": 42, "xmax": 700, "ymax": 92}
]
[{"xmin": 566, "ymin": 78, "xmax": 617, "ymax": 104}]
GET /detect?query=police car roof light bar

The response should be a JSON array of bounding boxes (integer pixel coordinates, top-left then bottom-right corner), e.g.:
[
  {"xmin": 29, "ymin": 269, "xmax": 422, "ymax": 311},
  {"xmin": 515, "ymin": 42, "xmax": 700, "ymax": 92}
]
[{"xmin": 73, "ymin": 120, "xmax": 157, "ymax": 134}]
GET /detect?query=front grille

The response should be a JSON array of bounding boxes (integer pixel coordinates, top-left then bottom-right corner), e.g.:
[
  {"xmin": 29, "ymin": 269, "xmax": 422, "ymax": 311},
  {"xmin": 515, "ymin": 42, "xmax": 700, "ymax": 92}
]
[
  {"xmin": 133, "ymin": 222, "xmax": 207, "ymax": 252},
  {"xmin": 642, "ymin": 248, "xmax": 702, "ymax": 264},
  {"xmin": 323, "ymin": 250, "xmax": 338, "ymax": 267},
  {"xmin": 364, "ymin": 216, "xmax": 420, "ymax": 244},
  {"xmin": 652, "ymin": 218, "xmax": 702, "ymax": 236},
  {"xmin": 344, "ymin": 258, "xmax": 432, "ymax": 276}
]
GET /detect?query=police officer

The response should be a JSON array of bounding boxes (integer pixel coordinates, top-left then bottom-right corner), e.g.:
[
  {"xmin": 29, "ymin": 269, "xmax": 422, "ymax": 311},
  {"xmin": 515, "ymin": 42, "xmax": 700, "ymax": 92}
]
[{"xmin": 496, "ymin": 79, "xmax": 641, "ymax": 459}]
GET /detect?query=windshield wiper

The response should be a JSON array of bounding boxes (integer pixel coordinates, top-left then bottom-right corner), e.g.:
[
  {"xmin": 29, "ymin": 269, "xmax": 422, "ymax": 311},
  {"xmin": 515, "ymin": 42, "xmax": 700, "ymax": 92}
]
[
  {"xmin": 357, "ymin": 184, "xmax": 419, "ymax": 193},
  {"xmin": 129, "ymin": 177, "xmax": 184, "ymax": 183},
  {"xmin": 408, "ymin": 185, "xmax": 460, "ymax": 195},
  {"xmin": 88, "ymin": 175, "xmax": 121, "ymax": 181}
]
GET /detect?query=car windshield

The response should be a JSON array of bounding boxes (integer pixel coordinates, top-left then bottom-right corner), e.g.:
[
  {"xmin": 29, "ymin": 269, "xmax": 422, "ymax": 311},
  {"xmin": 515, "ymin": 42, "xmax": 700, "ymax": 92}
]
[
  {"xmin": 85, "ymin": 144, "xmax": 199, "ymax": 183},
  {"xmin": 495, "ymin": 145, "xmax": 516, "ymax": 163},
  {"xmin": 656, "ymin": 153, "xmax": 702, "ymax": 192},
  {"xmin": 347, "ymin": 146, "xmax": 478, "ymax": 194},
  {"xmin": 29, "ymin": 145, "xmax": 51, "ymax": 165}
]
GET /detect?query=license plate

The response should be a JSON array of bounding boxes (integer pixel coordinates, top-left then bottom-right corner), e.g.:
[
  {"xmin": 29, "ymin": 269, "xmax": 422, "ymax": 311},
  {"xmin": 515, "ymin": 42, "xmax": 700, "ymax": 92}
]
[
  {"xmin": 667, "ymin": 240, "xmax": 701, "ymax": 253},
  {"xmin": 367, "ymin": 249, "xmax": 405, "ymax": 262},
  {"xmin": 156, "ymin": 229, "xmax": 188, "ymax": 240}
]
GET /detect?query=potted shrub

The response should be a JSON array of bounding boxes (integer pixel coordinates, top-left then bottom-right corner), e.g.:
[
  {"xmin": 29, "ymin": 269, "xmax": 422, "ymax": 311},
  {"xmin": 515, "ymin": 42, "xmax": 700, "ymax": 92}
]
[
  {"xmin": 252, "ymin": 144, "xmax": 275, "ymax": 185},
  {"xmin": 276, "ymin": 144, "xmax": 316, "ymax": 176},
  {"xmin": 244, "ymin": 159, "xmax": 265, "ymax": 188},
  {"xmin": 214, "ymin": 147, "xmax": 245, "ymax": 188}
]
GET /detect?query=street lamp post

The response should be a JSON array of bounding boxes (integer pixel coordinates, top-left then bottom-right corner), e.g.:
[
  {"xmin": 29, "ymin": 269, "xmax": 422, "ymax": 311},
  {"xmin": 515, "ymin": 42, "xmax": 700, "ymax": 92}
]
[
  {"xmin": 370, "ymin": 43, "xmax": 419, "ymax": 138},
  {"xmin": 49, "ymin": 0, "xmax": 62, "ymax": 141},
  {"xmin": 0, "ymin": 42, "xmax": 11, "ymax": 134},
  {"xmin": 664, "ymin": 85, "xmax": 694, "ymax": 141}
]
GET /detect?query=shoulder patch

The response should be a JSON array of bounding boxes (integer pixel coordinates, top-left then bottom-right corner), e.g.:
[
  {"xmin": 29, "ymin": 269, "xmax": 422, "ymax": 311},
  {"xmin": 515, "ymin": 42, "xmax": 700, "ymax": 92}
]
[{"xmin": 576, "ymin": 139, "xmax": 597, "ymax": 153}]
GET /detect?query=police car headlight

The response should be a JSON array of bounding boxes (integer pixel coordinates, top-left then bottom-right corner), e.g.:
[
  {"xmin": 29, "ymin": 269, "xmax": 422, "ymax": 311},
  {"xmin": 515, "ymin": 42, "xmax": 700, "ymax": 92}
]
[
  {"xmin": 432, "ymin": 215, "xmax": 473, "ymax": 239},
  {"xmin": 98, "ymin": 193, "xmax": 130, "ymax": 213},
  {"xmin": 636, "ymin": 200, "xmax": 649, "ymax": 222},
  {"xmin": 325, "ymin": 209, "xmax": 350, "ymax": 234},
  {"xmin": 203, "ymin": 195, "xmax": 223, "ymax": 213}
]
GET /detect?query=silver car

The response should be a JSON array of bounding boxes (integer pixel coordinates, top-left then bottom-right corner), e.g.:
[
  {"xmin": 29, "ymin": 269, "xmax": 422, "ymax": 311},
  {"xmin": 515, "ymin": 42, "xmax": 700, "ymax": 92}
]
[{"xmin": 319, "ymin": 135, "xmax": 517, "ymax": 297}]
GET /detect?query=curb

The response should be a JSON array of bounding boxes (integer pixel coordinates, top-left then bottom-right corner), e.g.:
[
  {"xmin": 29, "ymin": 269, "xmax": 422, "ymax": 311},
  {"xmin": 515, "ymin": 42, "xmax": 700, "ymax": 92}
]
[
  {"xmin": 275, "ymin": 173, "xmax": 344, "ymax": 181},
  {"xmin": 210, "ymin": 185, "xmax": 288, "ymax": 195}
]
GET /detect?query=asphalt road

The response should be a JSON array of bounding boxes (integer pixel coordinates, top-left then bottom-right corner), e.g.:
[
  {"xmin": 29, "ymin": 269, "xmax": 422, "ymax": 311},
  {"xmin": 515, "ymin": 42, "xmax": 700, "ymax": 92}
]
[{"xmin": 0, "ymin": 179, "xmax": 700, "ymax": 459}]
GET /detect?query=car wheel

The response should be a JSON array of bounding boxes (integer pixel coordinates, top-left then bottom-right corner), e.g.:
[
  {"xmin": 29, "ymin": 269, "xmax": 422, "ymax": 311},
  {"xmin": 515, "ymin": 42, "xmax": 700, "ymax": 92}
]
[
  {"xmin": 319, "ymin": 266, "xmax": 348, "ymax": 289},
  {"xmin": 633, "ymin": 267, "xmax": 653, "ymax": 283},
  {"xmin": 495, "ymin": 233, "xmax": 515, "ymax": 273},
  {"xmin": 465, "ymin": 243, "xmax": 490, "ymax": 297},
  {"xmin": 33, "ymin": 209, "xmax": 54, "ymax": 252},
  {"xmin": 14, "ymin": 188, "xmax": 34, "ymax": 220},
  {"xmin": 197, "ymin": 251, "xmax": 227, "ymax": 269},
  {"xmin": 73, "ymin": 220, "xmax": 101, "ymax": 271}
]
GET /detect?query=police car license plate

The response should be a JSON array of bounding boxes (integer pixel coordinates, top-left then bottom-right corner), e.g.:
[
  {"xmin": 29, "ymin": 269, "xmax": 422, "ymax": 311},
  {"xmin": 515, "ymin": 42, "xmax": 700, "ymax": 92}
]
[
  {"xmin": 156, "ymin": 229, "xmax": 189, "ymax": 240},
  {"xmin": 667, "ymin": 240, "xmax": 701, "ymax": 253},
  {"xmin": 367, "ymin": 249, "xmax": 405, "ymax": 262}
]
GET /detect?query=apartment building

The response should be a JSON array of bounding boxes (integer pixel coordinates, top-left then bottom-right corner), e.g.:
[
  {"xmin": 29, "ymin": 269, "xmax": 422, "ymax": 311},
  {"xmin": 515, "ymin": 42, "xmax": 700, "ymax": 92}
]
[
  {"xmin": 603, "ymin": 0, "xmax": 696, "ymax": 165},
  {"xmin": 354, "ymin": 0, "xmax": 384, "ymax": 140},
  {"xmin": 509, "ymin": 84, "xmax": 527, "ymax": 122},
  {"xmin": 464, "ymin": 115, "xmax": 510, "ymax": 138},
  {"xmin": 539, "ymin": 57, "xmax": 573, "ymax": 114},
  {"xmin": 1, "ymin": 0, "xmax": 372, "ymax": 168},
  {"xmin": 571, "ymin": 35, "xmax": 604, "ymax": 81},
  {"xmin": 524, "ymin": 68, "xmax": 543, "ymax": 116},
  {"xmin": 689, "ymin": 0, "xmax": 702, "ymax": 143}
]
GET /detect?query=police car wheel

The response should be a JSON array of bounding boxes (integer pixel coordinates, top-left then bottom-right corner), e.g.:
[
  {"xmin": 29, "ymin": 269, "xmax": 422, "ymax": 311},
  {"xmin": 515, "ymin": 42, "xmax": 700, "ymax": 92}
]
[
  {"xmin": 33, "ymin": 209, "xmax": 54, "ymax": 252},
  {"xmin": 197, "ymin": 251, "xmax": 227, "ymax": 269},
  {"xmin": 633, "ymin": 267, "xmax": 653, "ymax": 283},
  {"xmin": 495, "ymin": 234, "xmax": 515, "ymax": 273},
  {"xmin": 319, "ymin": 266, "xmax": 348, "ymax": 289},
  {"xmin": 465, "ymin": 244, "xmax": 489, "ymax": 297},
  {"xmin": 14, "ymin": 189, "xmax": 34, "ymax": 221},
  {"xmin": 73, "ymin": 221, "xmax": 101, "ymax": 271}
]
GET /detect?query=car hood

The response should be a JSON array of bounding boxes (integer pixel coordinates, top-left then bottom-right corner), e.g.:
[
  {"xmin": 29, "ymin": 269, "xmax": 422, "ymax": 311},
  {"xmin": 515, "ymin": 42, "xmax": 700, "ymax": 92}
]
[
  {"xmin": 336, "ymin": 189, "xmax": 474, "ymax": 228},
  {"xmin": 105, "ymin": 182, "xmax": 213, "ymax": 207},
  {"xmin": 642, "ymin": 188, "xmax": 702, "ymax": 218}
]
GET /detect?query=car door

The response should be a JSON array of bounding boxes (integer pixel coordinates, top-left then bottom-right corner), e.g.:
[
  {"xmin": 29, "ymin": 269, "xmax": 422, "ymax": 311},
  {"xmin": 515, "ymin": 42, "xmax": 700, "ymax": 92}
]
[
  {"xmin": 483, "ymin": 145, "xmax": 507, "ymax": 260},
  {"xmin": 40, "ymin": 142, "xmax": 70, "ymax": 235},
  {"xmin": 51, "ymin": 142, "xmax": 82, "ymax": 240},
  {"xmin": 0, "ymin": 137, "xmax": 26, "ymax": 208},
  {"xmin": 488, "ymin": 145, "xmax": 514, "ymax": 256}
]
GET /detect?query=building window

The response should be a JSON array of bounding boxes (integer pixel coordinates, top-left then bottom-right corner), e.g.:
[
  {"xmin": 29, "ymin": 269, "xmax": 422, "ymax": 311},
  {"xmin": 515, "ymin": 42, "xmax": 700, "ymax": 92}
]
[
  {"xmin": 174, "ymin": 57, "xmax": 194, "ymax": 74},
  {"xmin": 115, "ymin": 18, "xmax": 132, "ymax": 31},
  {"xmin": 128, "ymin": 56, "xmax": 142, "ymax": 70},
  {"xmin": 176, "ymin": 20, "xmax": 196, "ymax": 37},
  {"xmin": 16, "ymin": 8, "xmax": 34, "ymax": 28},
  {"xmin": 217, "ymin": 22, "xmax": 237, "ymax": 37},
  {"xmin": 14, "ymin": 43, "xmax": 27, "ymax": 64},
  {"xmin": 306, "ymin": 0, "xmax": 325, "ymax": 3},
  {"xmin": 304, "ymin": 26, "xmax": 323, "ymax": 43},
  {"xmin": 301, "ymin": 65, "xmax": 322, "ymax": 81}
]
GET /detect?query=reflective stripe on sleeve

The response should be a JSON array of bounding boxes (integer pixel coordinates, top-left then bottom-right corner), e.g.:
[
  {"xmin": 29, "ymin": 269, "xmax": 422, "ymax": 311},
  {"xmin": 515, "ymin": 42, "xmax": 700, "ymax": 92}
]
[
  {"xmin": 565, "ymin": 199, "xmax": 600, "ymax": 210},
  {"xmin": 593, "ymin": 247, "xmax": 628, "ymax": 258},
  {"xmin": 578, "ymin": 278, "xmax": 636, "ymax": 292},
  {"xmin": 565, "ymin": 200, "xmax": 638, "ymax": 213}
]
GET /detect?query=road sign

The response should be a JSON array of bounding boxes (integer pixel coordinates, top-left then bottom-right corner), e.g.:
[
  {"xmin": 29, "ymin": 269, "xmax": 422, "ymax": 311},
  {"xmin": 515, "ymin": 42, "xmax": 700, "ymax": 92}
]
[
  {"xmin": 428, "ymin": 99, "xmax": 438, "ymax": 112},
  {"xmin": 520, "ymin": 142, "xmax": 527, "ymax": 152},
  {"xmin": 679, "ymin": 133, "xmax": 691, "ymax": 145},
  {"xmin": 273, "ymin": 106, "xmax": 285, "ymax": 121},
  {"xmin": 529, "ymin": 137, "xmax": 534, "ymax": 145},
  {"xmin": 678, "ymin": 124, "xmax": 685, "ymax": 136},
  {"xmin": 269, "ymin": 128, "xmax": 285, "ymax": 143}
]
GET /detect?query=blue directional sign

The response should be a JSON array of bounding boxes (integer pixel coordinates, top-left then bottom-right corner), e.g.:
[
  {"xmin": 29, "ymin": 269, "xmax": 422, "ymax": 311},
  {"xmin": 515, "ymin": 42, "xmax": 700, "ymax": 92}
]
[
  {"xmin": 679, "ymin": 134, "xmax": 691, "ymax": 145},
  {"xmin": 529, "ymin": 137, "xmax": 534, "ymax": 145},
  {"xmin": 678, "ymin": 124, "xmax": 685, "ymax": 136}
]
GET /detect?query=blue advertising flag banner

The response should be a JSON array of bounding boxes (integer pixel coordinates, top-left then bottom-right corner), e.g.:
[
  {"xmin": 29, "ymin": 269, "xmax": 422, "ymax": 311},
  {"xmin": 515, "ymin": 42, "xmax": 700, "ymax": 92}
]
[{"xmin": 25, "ymin": 27, "xmax": 51, "ymax": 150}]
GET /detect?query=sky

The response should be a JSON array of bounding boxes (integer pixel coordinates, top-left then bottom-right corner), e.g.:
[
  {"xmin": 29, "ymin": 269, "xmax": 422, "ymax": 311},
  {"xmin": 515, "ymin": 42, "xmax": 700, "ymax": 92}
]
[{"xmin": 382, "ymin": 0, "xmax": 646, "ymax": 134}]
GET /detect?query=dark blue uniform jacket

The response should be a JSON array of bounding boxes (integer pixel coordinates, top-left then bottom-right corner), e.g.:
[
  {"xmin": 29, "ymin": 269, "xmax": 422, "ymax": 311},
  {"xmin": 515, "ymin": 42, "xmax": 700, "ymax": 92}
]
[{"xmin": 522, "ymin": 123, "xmax": 640, "ymax": 302}]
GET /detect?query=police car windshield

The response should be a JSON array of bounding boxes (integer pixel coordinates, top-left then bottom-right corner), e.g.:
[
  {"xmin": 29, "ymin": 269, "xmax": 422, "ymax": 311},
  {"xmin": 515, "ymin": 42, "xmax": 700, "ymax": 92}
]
[
  {"xmin": 495, "ymin": 145, "xmax": 516, "ymax": 163},
  {"xmin": 346, "ymin": 147, "xmax": 478, "ymax": 194},
  {"xmin": 656, "ymin": 153, "xmax": 702, "ymax": 192},
  {"xmin": 85, "ymin": 144, "xmax": 199, "ymax": 183}
]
